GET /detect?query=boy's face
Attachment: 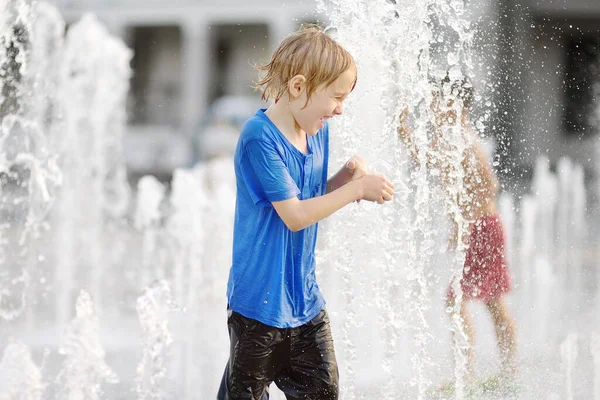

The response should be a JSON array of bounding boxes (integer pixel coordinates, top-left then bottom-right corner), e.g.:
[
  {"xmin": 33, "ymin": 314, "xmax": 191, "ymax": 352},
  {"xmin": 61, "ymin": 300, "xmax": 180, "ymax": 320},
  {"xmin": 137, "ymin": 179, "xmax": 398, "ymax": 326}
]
[{"xmin": 291, "ymin": 66, "xmax": 357, "ymax": 135}]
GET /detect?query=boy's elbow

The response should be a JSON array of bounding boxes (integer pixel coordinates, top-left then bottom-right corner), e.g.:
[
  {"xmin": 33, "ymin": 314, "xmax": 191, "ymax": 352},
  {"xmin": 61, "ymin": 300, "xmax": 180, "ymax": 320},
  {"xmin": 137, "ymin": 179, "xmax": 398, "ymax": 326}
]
[
  {"xmin": 283, "ymin": 219, "xmax": 304, "ymax": 232},
  {"xmin": 280, "ymin": 212, "xmax": 305, "ymax": 232},
  {"xmin": 284, "ymin": 213, "xmax": 313, "ymax": 232},
  {"xmin": 288, "ymin": 224, "xmax": 303, "ymax": 232},
  {"xmin": 274, "ymin": 200, "xmax": 312, "ymax": 232}
]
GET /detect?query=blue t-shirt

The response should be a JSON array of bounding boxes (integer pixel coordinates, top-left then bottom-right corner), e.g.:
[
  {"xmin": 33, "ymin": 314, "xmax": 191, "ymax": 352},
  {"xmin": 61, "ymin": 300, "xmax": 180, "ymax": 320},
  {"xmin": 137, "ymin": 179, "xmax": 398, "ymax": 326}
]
[{"xmin": 226, "ymin": 109, "xmax": 329, "ymax": 328}]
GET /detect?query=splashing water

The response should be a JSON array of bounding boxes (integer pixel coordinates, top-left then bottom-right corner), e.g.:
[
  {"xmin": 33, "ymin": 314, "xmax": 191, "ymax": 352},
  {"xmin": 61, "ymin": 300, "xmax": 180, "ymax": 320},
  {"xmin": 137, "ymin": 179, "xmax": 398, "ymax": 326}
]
[
  {"xmin": 52, "ymin": 12, "xmax": 131, "ymax": 331},
  {"xmin": 134, "ymin": 176, "xmax": 167, "ymax": 289},
  {"xmin": 165, "ymin": 169, "xmax": 208, "ymax": 397},
  {"xmin": 560, "ymin": 333, "xmax": 578, "ymax": 400},
  {"xmin": 0, "ymin": 0, "xmax": 63, "ymax": 323},
  {"xmin": 0, "ymin": 342, "xmax": 43, "ymax": 400},
  {"xmin": 593, "ymin": 333, "xmax": 600, "ymax": 400},
  {"xmin": 315, "ymin": 0, "xmax": 480, "ymax": 396},
  {"xmin": 0, "ymin": 0, "xmax": 600, "ymax": 399},
  {"xmin": 55, "ymin": 290, "xmax": 118, "ymax": 400},
  {"xmin": 135, "ymin": 280, "xmax": 178, "ymax": 400}
]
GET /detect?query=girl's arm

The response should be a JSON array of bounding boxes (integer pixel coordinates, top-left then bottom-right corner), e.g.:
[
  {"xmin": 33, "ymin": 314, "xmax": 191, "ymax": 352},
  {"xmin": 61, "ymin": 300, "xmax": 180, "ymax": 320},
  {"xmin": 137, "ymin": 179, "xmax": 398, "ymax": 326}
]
[{"xmin": 397, "ymin": 108, "xmax": 439, "ymax": 168}]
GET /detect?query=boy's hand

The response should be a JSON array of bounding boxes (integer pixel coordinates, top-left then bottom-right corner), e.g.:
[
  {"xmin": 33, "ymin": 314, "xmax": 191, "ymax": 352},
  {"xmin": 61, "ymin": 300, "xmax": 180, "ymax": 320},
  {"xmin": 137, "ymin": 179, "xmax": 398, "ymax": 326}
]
[
  {"xmin": 358, "ymin": 174, "xmax": 394, "ymax": 204},
  {"xmin": 346, "ymin": 155, "xmax": 370, "ymax": 203},
  {"xmin": 346, "ymin": 155, "xmax": 369, "ymax": 181}
]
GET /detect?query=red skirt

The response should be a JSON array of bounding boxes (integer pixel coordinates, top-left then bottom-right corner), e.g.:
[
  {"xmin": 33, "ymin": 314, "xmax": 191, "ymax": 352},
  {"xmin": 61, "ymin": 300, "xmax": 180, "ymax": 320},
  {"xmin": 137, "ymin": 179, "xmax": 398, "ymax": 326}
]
[{"xmin": 448, "ymin": 215, "xmax": 512, "ymax": 302}]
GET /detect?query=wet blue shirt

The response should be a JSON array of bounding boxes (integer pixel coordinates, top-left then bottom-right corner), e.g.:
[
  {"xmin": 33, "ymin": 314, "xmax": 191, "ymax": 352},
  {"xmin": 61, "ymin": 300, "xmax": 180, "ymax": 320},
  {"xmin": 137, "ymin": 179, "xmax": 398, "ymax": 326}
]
[{"xmin": 226, "ymin": 109, "xmax": 329, "ymax": 328}]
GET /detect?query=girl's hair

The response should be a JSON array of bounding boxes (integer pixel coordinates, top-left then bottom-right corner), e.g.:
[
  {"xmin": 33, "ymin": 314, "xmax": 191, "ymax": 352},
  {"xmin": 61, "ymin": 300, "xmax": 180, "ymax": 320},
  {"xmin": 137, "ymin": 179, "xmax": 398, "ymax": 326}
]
[
  {"xmin": 438, "ymin": 75, "xmax": 474, "ymax": 111},
  {"xmin": 254, "ymin": 24, "xmax": 356, "ymax": 106}
]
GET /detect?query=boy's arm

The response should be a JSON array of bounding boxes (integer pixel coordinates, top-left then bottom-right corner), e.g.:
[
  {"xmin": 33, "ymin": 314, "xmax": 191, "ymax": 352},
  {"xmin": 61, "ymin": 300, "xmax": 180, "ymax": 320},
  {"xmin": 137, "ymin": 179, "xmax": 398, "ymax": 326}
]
[
  {"xmin": 242, "ymin": 138, "xmax": 393, "ymax": 232},
  {"xmin": 273, "ymin": 174, "xmax": 393, "ymax": 232}
]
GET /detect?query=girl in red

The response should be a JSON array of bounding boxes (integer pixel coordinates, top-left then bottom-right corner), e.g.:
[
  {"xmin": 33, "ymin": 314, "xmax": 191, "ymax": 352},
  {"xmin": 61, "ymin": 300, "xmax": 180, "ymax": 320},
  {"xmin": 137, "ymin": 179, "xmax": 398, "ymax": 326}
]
[{"xmin": 398, "ymin": 78, "xmax": 518, "ymax": 383}]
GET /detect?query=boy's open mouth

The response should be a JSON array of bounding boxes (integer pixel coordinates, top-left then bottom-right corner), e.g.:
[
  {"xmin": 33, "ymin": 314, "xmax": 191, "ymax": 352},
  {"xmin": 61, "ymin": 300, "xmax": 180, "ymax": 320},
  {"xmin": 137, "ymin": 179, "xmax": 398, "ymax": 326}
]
[{"xmin": 320, "ymin": 115, "xmax": 333, "ymax": 128}]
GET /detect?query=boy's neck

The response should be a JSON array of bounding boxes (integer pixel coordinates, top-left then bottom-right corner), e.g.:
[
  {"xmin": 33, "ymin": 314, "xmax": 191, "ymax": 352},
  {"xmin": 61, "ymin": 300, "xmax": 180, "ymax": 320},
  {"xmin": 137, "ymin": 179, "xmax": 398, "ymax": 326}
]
[{"xmin": 265, "ymin": 98, "xmax": 306, "ymax": 143}]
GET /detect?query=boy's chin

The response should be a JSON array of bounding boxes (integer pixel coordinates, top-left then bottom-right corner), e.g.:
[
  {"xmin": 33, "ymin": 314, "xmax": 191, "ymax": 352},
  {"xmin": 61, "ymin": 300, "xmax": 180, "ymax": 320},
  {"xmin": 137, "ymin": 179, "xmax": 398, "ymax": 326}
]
[
  {"xmin": 305, "ymin": 122, "xmax": 322, "ymax": 135},
  {"xmin": 302, "ymin": 126, "xmax": 319, "ymax": 136}
]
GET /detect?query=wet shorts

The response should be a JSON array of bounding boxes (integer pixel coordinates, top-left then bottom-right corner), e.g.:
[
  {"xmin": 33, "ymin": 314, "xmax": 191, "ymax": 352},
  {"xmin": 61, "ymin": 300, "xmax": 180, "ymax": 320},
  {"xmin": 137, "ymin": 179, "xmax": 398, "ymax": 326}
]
[{"xmin": 217, "ymin": 308, "xmax": 339, "ymax": 400}]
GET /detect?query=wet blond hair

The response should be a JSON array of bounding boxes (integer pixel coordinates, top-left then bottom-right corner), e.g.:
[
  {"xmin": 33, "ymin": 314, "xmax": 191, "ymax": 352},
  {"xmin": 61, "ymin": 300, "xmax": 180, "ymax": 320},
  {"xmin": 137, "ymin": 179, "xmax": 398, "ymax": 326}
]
[{"xmin": 254, "ymin": 24, "xmax": 356, "ymax": 107}]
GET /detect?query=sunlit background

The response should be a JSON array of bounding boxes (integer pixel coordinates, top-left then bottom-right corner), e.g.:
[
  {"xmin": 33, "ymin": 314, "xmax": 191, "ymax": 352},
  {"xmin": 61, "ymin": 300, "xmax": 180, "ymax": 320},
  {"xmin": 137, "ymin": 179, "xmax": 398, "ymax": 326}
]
[
  {"xmin": 40, "ymin": 0, "xmax": 600, "ymax": 188},
  {"xmin": 1, "ymin": 0, "xmax": 600, "ymax": 399}
]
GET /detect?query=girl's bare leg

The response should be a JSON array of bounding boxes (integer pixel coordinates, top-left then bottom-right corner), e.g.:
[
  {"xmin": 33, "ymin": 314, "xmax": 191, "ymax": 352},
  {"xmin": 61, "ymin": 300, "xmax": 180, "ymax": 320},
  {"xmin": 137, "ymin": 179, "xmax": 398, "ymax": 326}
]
[
  {"xmin": 447, "ymin": 295, "xmax": 476, "ymax": 382},
  {"xmin": 485, "ymin": 297, "xmax": 518, "ymax": 378}
]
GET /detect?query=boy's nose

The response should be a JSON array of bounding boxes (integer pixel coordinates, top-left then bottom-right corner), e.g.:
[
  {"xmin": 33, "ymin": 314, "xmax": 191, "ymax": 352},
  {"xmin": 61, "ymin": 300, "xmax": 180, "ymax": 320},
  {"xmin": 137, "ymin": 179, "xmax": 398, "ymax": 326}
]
[{"xmin": 334, "ymin": 103, "xmax": 343, "ymax": 115}]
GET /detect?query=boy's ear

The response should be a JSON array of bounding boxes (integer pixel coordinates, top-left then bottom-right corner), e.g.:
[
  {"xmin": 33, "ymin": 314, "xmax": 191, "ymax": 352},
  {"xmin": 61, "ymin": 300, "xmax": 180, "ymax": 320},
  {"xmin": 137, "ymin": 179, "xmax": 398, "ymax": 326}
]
[{"xmin": 288, "ymin": 74, "xmax": 306, "ymax": 100}]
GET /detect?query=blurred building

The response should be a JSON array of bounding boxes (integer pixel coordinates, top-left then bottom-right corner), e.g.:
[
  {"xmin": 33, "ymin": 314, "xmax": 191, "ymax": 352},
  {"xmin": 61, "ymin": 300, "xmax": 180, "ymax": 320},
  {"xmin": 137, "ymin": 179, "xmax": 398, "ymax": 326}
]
[
  {"xmin": 46, "ymin": 0, "xmax": 600, "ymax": 186},
  {"xmin": 47, "ymin": 0, "xmax": 323, "ymax": 179},
  {"xmin": 492, "ymin": 0, "xmax": 600, "ymax": 189}
]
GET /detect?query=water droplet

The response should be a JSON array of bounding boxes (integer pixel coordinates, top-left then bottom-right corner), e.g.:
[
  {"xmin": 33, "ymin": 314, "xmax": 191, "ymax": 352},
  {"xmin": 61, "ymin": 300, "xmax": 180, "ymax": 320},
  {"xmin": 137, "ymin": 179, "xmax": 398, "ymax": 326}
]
[{"xmin": 447, "ymin": 52, "xmax": 459, "ymax": 65}]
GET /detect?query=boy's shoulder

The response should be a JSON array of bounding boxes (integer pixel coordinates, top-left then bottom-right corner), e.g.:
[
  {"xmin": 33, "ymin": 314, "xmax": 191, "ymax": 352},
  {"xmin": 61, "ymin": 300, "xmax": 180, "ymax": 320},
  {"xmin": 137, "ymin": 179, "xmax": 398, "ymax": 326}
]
[{"xmin": 240, "ymin": 110, "xmax": 271, "ymax": 137}]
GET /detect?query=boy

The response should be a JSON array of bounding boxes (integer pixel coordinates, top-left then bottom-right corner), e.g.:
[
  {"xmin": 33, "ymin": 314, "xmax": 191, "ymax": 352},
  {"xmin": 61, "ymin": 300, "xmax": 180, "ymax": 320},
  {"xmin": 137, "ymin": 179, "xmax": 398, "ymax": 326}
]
[
  {"xmin": 218, "ymin": 25, "xmax": 395, "ymax": 400},
  {"xmin": 397, "ymin": 78, "xmax": 518, "ymax": 384}
]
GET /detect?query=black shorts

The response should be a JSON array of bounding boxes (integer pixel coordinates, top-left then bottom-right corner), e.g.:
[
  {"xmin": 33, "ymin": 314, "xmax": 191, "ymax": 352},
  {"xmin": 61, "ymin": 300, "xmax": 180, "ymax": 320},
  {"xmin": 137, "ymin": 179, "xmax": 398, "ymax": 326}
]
[{"xmin": 217, "ymin": 308, "xmax": 339, "ymax": 400}]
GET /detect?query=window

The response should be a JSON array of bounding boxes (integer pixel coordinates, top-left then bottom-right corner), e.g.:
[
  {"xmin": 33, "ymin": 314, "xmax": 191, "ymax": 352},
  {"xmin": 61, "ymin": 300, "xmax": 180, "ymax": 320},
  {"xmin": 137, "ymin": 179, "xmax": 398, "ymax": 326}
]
[
  {"xmin": 563, "ymin": 32, "xmax": 600, "ymax": 138},
  {"xmin": 128, "ymin": 25, "xmax": 182, "ymax": 126}
]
